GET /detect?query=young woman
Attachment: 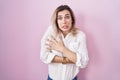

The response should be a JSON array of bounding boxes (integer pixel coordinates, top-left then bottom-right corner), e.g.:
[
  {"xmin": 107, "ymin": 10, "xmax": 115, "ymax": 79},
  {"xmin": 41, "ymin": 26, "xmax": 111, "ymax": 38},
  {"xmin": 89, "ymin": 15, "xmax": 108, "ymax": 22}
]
[{"xmin": 40, "ymin": 5, "xmax": 89, "ymax": 80}]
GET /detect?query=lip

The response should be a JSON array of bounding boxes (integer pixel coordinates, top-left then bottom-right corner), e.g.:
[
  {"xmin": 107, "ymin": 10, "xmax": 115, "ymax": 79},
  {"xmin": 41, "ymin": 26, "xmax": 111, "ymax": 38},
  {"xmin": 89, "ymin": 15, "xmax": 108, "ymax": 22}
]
[{"xmin": 62, "ymin": 25, "xmax": 68, "ymax": 29}]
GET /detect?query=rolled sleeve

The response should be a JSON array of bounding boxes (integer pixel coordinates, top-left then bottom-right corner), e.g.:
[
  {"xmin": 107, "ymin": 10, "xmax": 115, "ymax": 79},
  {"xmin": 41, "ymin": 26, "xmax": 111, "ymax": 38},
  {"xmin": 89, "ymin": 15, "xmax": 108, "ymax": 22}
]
[
  {"xmin": 46, "ymin": 53, "xmax": 56, "ymax": 63},
  {"xmin": 76, "ymin": 53, "xmax": 82, "ymax": 66},
  {"xmin": 75, "ymin": 32, "xmax": 89, "ymax": 68},
  {"xmin": 40, "ymin": 51, "xmax": 56, "ymax": 64}
]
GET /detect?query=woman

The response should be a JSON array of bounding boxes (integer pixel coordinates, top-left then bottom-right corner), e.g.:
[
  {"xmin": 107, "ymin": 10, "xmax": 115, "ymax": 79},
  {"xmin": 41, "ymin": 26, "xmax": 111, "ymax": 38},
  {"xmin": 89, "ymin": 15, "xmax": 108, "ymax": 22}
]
[{"xmin": 40, "ymin": 5, "xmax": 89, "ymax": 80}]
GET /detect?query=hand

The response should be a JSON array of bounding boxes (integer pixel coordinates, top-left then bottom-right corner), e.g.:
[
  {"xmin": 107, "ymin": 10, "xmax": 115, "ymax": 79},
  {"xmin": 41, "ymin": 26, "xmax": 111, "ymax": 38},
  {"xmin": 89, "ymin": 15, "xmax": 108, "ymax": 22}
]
[
  {"xmin": 62, "ymin": 57, "xmax": 69, "ymax": 64},
  {"xmin": 62, "ymin": 57, "xmax": 73, "ymax": 64},
  {"xmin": 45, "ymin": 35, "xmax": 65, "ymax": 52}
]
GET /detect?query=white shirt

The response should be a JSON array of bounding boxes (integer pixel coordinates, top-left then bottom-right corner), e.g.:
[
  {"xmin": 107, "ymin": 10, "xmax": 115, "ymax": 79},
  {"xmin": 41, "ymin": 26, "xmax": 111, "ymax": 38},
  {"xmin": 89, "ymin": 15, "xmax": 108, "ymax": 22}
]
[{"xmin": 40, "ymin": 25, "xmax": 89, "ymax": 80}]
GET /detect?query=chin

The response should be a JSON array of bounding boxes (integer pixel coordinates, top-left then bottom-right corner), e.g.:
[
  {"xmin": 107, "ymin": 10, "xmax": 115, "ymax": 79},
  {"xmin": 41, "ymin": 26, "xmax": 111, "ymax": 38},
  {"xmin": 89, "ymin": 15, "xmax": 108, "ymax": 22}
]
[{"xmin": 62, "ymin": 30, "xmax": 69, "ymax": 32}]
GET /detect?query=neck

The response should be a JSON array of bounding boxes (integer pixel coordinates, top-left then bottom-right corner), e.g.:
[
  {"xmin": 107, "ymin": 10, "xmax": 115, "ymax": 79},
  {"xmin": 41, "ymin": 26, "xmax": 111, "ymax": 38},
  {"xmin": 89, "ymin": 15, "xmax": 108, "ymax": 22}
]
[{"xmin": 62, "ymin": 31, "xmax": 69, "ymax": 37}]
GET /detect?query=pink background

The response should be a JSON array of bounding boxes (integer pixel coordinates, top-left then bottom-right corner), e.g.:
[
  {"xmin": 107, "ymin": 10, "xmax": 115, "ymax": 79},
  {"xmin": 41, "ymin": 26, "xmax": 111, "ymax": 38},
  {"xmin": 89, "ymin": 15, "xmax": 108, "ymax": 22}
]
[{"xmin": 0, "ymin": 0, "xmax": 120, "ymax": 80}]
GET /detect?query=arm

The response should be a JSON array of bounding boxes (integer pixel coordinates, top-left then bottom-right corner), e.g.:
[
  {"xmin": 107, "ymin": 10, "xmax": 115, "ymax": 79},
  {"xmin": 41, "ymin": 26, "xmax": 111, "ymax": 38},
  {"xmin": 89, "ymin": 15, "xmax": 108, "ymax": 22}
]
[
  {"xmin": 40, "ymin": 26, "xmax": 73, "ymax": 64},
  {"xmin": 51, "ymin": 55, "xmax": 74, "ymax": 64},
  {"xmin": 45, "ymin": 35, "xmax": 75, "ymax": 64},
  {"xmin": 45, "ymin": 35, "xmax": 76, "ymax": 64},
  {"xmin": 47, "ymin": 32, "xmax": 89, "ymax": 67},
  {"xmin": 51, "ymin": 55, "xmax": 63, "ymax": 63},
  {"xmin": 62, "ymin": 47, "xmax": 77, "ymax": 63},
  {"xmin": 62, "ymin": 32, "xmax": 89, "ymax": 67}
]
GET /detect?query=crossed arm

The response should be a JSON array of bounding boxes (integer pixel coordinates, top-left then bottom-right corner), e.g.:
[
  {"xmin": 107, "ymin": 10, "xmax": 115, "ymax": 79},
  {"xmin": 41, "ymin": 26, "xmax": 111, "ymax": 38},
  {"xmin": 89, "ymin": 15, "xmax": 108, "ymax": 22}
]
[{"xmin": 45, "ymin": 35, "xmax": 77, "ymax": 64}]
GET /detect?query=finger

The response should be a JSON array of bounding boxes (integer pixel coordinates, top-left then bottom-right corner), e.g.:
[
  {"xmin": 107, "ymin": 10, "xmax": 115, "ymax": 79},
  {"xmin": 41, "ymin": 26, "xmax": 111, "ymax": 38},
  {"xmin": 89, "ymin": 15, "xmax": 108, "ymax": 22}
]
[
  {"xmin": 50, "ymin": 45, "xmax": 55, "ymax": 50},
  {"xmin": 46, "ymin": 39, "xmax": 50, "ymax": 44},
  {"xmin": 45, "ymin": 39, "xmax": 50, "ymax": 45},
  {"xmin": 50, "ymin": 35, "xmax": 57, "ymax": 44},
  {"xmin": 46, "ymin": 36, "xmax": 51, "ymax": 42},
  {"xmin": 46, "ymin": 41, "xmax": 54, "ymax": 48},
  {"xmin": 45, "ymin": 42, "xmax": 51, "ymax": 48},
  {"xmin": 45, "ymin": 44, "xmax": 51, "ymax": 50},
  {"xmin": 51, "ymin": 35, "xmax": 56, "ymax": 40},
  {"xmin": 46, "ymin": 46, "xmax": 50, "ymax": 50},
  {"xmin": 48, "ymin": 40, "xmax": 53, "ymax": 46},
  {"xmin": 51, "ymin": 39, "xmax": 57, "ymax": 45},
  {"xmin": 45, "ymin": 42, "xmax": 49, "ymax": 46}
]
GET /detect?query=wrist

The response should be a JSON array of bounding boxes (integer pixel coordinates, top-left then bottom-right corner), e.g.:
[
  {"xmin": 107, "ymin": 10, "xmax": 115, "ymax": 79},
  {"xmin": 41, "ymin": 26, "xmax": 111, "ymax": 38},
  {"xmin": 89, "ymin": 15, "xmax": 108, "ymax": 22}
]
[
  {"xmin": 60, "ymin": 46, "xmax": 65, "ymax": 53},
  {"xmin": 61, "ymin": 46, "xmax": 67, "ymax": 53},
  {"xmin": 62, "ymin": 57, "xmax": 66, "ymax": 64}
]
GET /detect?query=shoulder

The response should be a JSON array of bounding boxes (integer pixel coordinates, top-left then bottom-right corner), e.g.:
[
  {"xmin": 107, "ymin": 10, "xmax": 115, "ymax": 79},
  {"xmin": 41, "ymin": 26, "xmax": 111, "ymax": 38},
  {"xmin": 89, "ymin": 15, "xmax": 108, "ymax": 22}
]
[
  {"xmin": 76, "ymin": 30, "xmax": 86, "ymax": 38},
  {"xmin": 41, "ymin": 25, "xmax": 53, "ymax": 39},
  {"xmin": 44, "ymin": 25, "xmax": 54, "ymax": 34},
  {"xmin": 74, "ymin": 30, "xmax": 87, "ymax": 43},
  {"xmin": 46, "ymin": 25, "xmax": 53, "ymax": 31}
]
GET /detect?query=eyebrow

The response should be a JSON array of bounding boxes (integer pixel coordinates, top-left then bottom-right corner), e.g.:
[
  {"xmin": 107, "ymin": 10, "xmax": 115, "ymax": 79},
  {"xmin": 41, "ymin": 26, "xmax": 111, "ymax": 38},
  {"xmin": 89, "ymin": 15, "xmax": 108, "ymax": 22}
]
[
  {"xmin": 65, "ymin": 14, "xmax": 70, "ymax": 16},
  {"xmin": 58, "ymin": 14, "xmax": 70, "ymax": 17}
]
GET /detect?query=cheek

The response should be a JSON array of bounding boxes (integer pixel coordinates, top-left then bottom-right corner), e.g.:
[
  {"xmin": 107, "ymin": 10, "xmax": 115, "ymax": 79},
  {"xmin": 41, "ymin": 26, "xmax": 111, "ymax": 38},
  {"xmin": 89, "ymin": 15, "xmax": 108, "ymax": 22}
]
[
  {"xmin": 57, "ymin": 21, "xmax": 62, "ymax": 26},
  {"xmin": 66, "ymin": 18, "xmax": 72, "ymax": 24},
  {"xmin": 70, "ymin": 19, "xmax": 72, "ymax": 23},
  {"xmin": 68, "ymin": 20, "xmax": 72, "ymax": 26}
]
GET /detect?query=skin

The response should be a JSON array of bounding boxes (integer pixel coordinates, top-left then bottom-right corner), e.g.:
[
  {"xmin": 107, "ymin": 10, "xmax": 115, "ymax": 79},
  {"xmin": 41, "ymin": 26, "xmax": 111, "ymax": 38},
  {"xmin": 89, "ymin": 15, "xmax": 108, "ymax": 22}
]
[
  {"xmin": 46, "ymin": 10, "xmax": 77, "ymax": 64},
  {"xmin": 57, "ymin": 10, "xmax": 72, "ymax": 37}
]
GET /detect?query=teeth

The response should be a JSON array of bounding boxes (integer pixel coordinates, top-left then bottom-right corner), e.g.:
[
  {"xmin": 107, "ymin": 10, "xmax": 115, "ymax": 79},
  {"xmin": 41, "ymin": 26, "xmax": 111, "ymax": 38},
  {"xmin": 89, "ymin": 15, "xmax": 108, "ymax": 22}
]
[
  {"xmin": 63, "ymin": 26, "xmax": 68, "ymax": 29},
  {"xmin": 63, "ymin": 26, "xmax": 67, "ymax": 27}
]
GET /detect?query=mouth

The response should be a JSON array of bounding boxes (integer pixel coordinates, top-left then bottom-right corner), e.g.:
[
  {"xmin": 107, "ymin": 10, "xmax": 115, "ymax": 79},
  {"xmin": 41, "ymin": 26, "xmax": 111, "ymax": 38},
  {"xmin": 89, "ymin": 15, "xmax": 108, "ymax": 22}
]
[{"xmin": 62, "ymin": 25, "xmax": 69, "ymax": 29}]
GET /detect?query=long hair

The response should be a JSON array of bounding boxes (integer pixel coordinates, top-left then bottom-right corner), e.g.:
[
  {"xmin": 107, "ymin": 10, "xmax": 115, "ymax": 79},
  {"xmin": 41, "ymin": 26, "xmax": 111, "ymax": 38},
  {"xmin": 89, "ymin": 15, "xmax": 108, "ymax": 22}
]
[{"xmin": 51, "ymin": 5, "xmax": 79, "ymax": 37}]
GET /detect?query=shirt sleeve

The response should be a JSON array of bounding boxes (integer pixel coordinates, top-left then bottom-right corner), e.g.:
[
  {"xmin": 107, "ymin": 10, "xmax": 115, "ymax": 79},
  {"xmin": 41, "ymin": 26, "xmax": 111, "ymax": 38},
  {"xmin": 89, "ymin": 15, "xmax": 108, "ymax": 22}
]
[
  {"xmin": 75, "ymin": 32, "xmax": 89, "ymax": 68},
  {"xmin": 40, "ymin": 26, "xmax": 56, "ymax": 64}
]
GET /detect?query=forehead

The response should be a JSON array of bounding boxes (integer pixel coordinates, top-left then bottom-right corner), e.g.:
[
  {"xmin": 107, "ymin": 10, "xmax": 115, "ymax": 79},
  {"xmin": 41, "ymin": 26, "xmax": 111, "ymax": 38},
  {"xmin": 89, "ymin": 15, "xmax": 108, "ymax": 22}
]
[{"xmin": 57, "ymin": 10, "xmax": 71, "ymax": 16}]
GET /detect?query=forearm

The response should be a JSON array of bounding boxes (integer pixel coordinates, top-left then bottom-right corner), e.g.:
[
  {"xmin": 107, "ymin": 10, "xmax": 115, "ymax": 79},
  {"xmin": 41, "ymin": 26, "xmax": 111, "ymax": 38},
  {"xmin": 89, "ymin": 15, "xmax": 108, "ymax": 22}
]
[
  {"xmin": 51, "ymin": 55, "xmax": 63, "ymax": 63},
  {"xmin": 62, "ymin": 47, "xmax": 77, "ymax": 63},
  {"xmin": 51, "ymin": 55, "xmax": 74, "ymax": 64}
]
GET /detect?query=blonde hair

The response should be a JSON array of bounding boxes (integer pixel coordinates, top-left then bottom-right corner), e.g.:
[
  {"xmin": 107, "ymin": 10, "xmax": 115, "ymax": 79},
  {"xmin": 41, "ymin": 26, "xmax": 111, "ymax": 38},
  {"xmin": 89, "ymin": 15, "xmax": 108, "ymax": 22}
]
[{"xmin": 51, "ymin": 5, "xmax": 79, "ymax": 37}]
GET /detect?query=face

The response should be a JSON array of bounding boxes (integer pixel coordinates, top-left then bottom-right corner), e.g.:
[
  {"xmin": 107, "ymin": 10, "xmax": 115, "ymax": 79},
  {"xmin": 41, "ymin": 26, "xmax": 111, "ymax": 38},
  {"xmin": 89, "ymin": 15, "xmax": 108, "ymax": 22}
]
[{"xmin": 57, "ymin": 10, "xmax": 72, "ymax": 35}]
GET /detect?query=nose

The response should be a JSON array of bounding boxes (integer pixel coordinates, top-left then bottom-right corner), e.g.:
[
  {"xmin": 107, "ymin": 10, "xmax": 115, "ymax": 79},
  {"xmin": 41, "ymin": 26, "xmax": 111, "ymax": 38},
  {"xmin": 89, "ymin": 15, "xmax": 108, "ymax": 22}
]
[{"xmin": 62, "ymin": 18, "xmax": 66, "ymax": 24}]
